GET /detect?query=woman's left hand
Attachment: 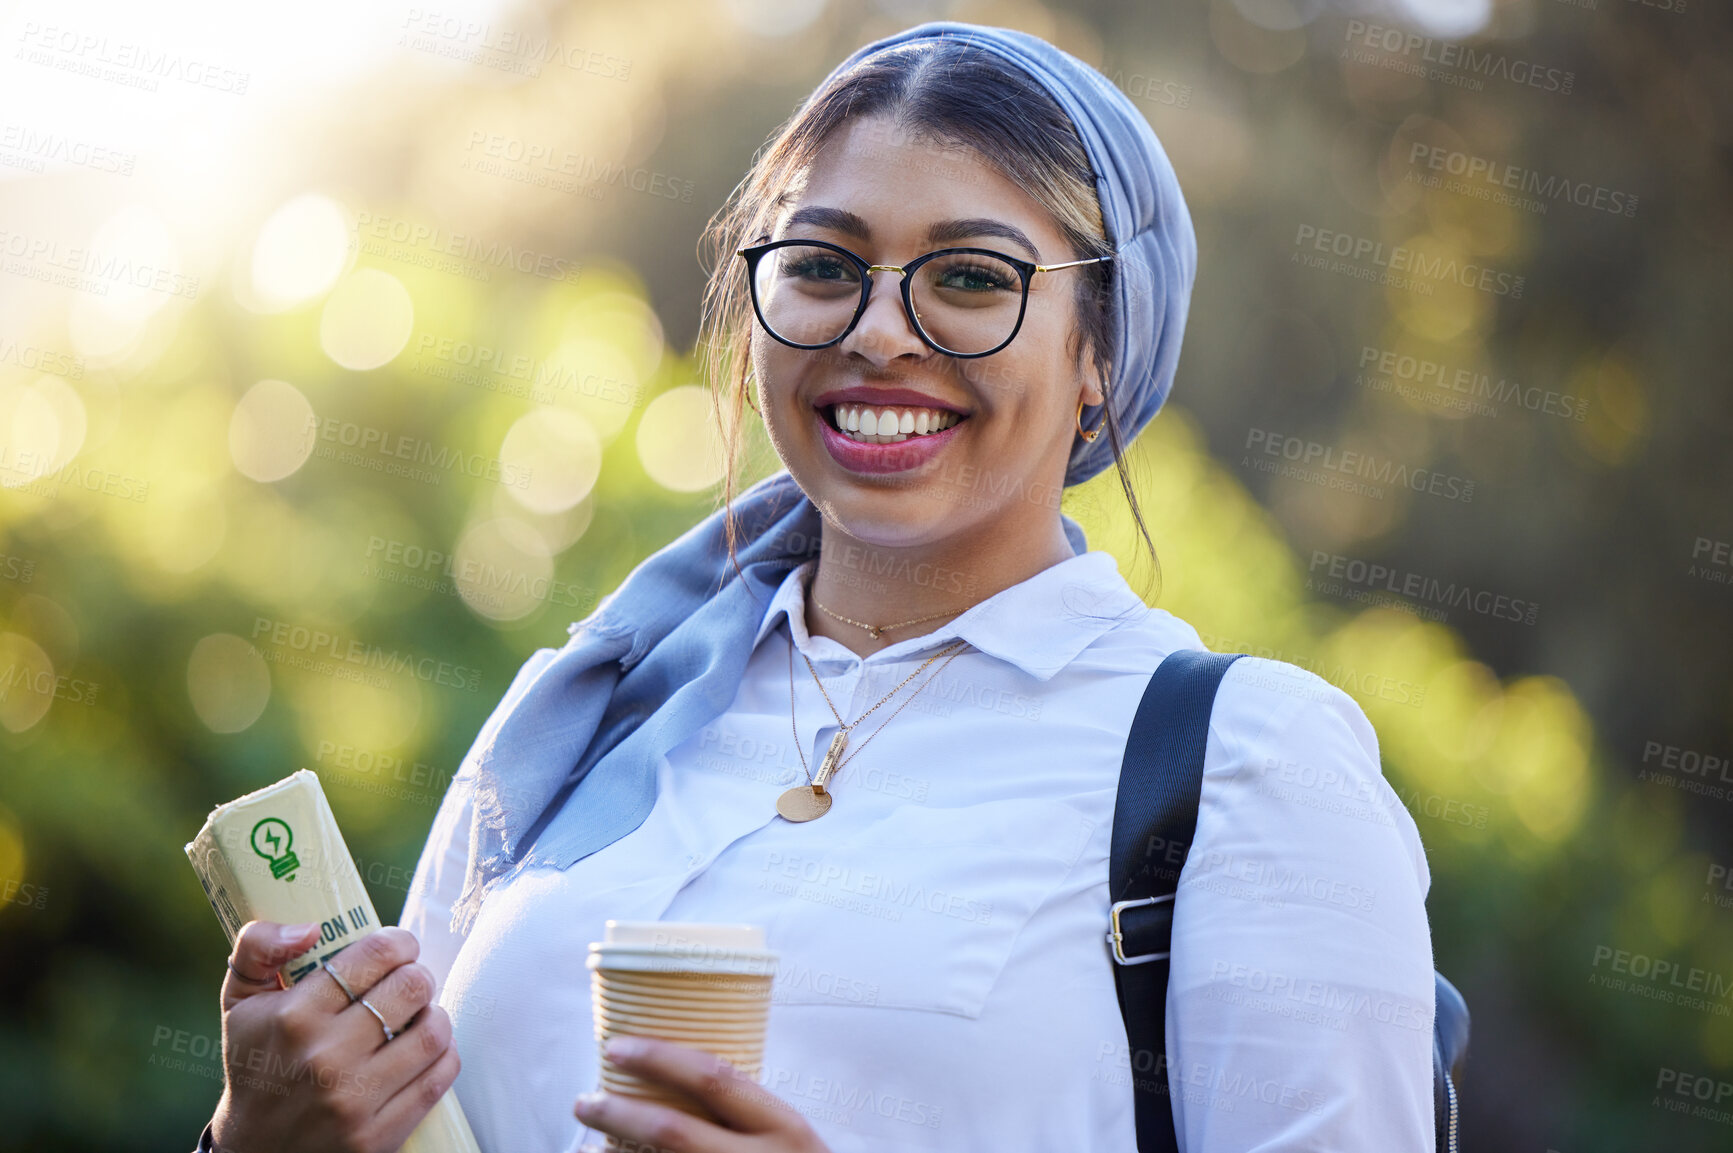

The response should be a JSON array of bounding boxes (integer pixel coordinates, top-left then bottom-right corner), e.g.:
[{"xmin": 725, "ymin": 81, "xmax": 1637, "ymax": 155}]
[{"xmin": 574, "ymin": 1035, "xmax": 830, "ymax": 1153}]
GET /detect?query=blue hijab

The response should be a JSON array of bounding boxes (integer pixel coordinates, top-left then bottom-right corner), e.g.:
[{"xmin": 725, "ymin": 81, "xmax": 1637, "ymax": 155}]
[{"xmin": 445, "ymin": 21, "xmax": 1196, "ymax": 934}]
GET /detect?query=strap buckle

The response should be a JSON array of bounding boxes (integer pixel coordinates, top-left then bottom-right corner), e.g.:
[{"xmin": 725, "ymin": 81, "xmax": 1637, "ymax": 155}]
[{"xmin": 1107, "ymin": 893, "xmax": 1173, "ymax": 966}]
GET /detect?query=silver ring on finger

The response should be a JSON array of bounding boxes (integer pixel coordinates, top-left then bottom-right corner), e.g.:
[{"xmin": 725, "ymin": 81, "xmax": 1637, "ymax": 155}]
[
  {"xmin": 322, "ymin": 960, "xmax": 360, "ymax": 1005},
  {"xmin": 358, "ymin": 995, "xmax": 398, "ymax": 1043}
]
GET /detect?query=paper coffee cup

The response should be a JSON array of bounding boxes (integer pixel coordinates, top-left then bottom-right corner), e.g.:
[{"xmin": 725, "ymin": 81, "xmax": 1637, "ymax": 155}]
[{"xmin": 586, "ymin": 921, "xmax": 777, "ymax": 1149}]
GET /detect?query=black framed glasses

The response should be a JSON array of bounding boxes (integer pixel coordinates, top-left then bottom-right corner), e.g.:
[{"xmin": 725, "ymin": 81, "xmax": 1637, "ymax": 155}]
[{"xmin": 736, "ymin": 238, "xmax": 1113, "ymax": 359}]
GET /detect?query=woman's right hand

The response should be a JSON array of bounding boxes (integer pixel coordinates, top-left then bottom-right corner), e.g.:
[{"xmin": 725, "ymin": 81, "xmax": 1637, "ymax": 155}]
[{"xmin": 208, "ymin": 920, "xmax": 461, "ymax": 1153}]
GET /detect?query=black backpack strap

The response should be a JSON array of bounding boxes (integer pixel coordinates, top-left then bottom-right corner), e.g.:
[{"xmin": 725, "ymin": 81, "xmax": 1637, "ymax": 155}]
[{"xmin": 1108, "ymin": 649, "xmax": 1245, "ymax": 1153}]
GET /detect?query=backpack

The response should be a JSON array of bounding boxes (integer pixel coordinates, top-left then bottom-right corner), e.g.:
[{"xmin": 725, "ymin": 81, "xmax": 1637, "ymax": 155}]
[{"xmin": 1106, "ymin": 650, "xmax": 1468, "ymax": 1152}]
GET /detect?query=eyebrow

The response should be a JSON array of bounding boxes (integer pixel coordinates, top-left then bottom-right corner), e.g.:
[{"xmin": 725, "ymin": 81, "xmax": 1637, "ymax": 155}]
[{"xmin": 779, "ymin": 206, "xmax": 1041, "ymax": 261}]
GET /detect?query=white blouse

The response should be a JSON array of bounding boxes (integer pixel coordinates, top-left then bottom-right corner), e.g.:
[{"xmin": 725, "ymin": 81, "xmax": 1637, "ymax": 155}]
[{"xmin": 400, "ymin": 550, "xmax": 1437, "ymax": 1152}]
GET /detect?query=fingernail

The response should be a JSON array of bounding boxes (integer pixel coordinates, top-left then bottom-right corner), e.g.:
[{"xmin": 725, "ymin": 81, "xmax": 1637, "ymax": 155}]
[
  {"xmin": 574, "ymin": 1090, "xmax": 606, "ymax": 1118},
  {"xmin": 604, "ymin": 1036, "xmax": 644, "ymax": 1062},
  {"xmin": 280, "ymin": 922, "xmax": 317, "ymax": 945}
]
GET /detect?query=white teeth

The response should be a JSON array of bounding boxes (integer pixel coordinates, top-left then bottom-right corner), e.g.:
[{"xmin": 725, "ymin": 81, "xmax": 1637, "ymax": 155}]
[{"xmin": 829, "ymin": 403, "xmax": 964, "ymax": 444}]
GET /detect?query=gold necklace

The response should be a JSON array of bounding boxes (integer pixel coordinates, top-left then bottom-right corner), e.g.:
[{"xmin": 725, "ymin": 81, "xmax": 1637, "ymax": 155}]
[
  {"xmin": 778, "ymin": 634, "xmax": 970, "ymax": 822},
  {"xmin": 811, "ymin": 597, "xmax": 963, "ymax": 641}
]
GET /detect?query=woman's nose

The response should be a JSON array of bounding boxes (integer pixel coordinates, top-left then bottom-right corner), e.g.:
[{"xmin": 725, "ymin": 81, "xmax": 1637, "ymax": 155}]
[{"xmin": 838, "ymin": 269, "xmax": 928, "ymax": 366}]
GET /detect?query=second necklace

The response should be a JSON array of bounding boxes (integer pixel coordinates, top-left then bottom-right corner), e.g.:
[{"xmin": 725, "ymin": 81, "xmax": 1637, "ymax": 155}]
[{"xmin": 777, "ymin": 633, "xmax": 970, "ymax": 822}]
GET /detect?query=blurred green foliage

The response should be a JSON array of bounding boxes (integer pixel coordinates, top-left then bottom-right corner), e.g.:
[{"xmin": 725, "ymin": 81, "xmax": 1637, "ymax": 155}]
[{"xmin": 2, "ymin": 1, "xmax": 1730, "ymax": 1150}]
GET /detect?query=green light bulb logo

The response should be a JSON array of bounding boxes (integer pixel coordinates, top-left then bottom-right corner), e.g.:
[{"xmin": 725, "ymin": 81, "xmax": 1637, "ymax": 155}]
[{"xmin": 250, "ymin": 817, "xmax": 300, "ymax": 882}]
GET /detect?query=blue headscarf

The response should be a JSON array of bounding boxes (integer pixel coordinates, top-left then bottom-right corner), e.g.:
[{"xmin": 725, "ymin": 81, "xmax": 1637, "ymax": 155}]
[
  {"xmin": 437, "ymin": 21, "xmax": 1197, "ymax": 933},
  {"xmin": 810, "ymin": 21, "xmax": 1198, "ymax": 486}
]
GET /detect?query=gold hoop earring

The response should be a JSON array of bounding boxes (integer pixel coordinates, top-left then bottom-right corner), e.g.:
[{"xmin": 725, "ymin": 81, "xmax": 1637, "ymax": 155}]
[
  {"xmin": 744, "ymin": 369, "xmax": 760, "ymax": 414},
  {"xmin": 1077, "ymin": 398, "xmax": 1103, "ymax": 443}
]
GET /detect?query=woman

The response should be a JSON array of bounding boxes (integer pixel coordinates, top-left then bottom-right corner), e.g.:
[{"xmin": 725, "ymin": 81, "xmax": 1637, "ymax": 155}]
[{"xmin": 201, "ymin": 21, "xmax": 1436, "ymax": 1153}]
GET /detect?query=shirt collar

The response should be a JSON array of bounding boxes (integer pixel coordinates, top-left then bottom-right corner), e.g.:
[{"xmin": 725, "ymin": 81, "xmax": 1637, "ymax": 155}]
[{"xmin": 751, "ymin": 550, "xmax": 1148, "ymax": 681}]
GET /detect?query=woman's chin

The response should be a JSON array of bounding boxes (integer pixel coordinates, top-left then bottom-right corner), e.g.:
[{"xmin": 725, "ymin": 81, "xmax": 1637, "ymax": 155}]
[{"xmin": 807, "ymin": 483, "xmax": 972, "ymax": 549}]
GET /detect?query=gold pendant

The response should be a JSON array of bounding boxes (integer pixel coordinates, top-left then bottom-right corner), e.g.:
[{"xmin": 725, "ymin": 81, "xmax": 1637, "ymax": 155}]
[
  {"xmin": 778, "ymin": 730, "xmax": 848, "ymax": 822},
  {"xmin": 776, "ymin": 785, "xmax": 833, "ymax": 822},
  {"xmin": 814, "ymin": 729, "xmax": 847, "ymax": 788}
]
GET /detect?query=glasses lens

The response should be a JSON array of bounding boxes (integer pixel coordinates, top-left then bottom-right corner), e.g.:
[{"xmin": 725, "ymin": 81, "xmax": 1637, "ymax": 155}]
[
  {"xmin": 752, "ymin": 244, "xmax": 863, "ymax": 346},
  {"xmin": 909, "ymin": 252, "xmax": 1025, "ymax": 355}
]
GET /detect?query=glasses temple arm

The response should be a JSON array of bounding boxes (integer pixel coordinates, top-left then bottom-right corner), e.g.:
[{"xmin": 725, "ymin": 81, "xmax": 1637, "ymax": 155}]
[{"xmin": 1034, "ymin": 254, "xmax": 1115, "ymax": 272}]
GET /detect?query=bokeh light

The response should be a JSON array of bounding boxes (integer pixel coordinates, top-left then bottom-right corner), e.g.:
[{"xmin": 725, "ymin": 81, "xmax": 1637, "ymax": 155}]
[
  {"xmin": 454, "ymin": 517, "xmax": 556, "ymax": 622},
  {"xmin": 636, "ymin": 385, "xmax": 727, "ymax": 493},
  {"xmin": 250, "ymin": 194, "xmax": 352, "ymax": 312},
  {"xmin": 0, "ymin": 379, "xmax": 70, "ymax": 488},
  {"xmin": 0, "ymin": 633, "xmax": 55, "ymax": 733},
  {"xmin": 499, "ymin": 407, "xmax": 604, "ymax": 514},
  {"xmin": 186, "ymin": 634, "xmax": 272, "ymax": 733},
  {"xmin": 229, "ymin": 379, "xmax": 317, "ymax": 483},
  {"xmin": 319, "ymin": 269, "xmax": 415, "ymax": 370}
]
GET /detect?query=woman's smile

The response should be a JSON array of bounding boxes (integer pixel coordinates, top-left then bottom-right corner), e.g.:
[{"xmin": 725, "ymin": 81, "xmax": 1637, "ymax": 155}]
[{"xmin": 810, "ymin": 384, "xmax": 973, "ymax": 474}]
